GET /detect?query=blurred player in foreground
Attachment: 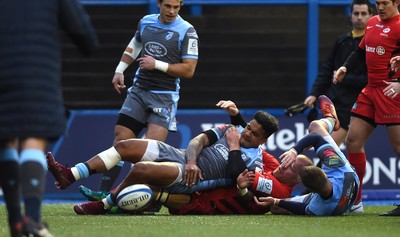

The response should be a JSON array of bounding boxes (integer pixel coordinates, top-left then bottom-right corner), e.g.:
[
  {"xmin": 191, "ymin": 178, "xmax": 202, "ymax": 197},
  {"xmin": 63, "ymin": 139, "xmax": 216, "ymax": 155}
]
[{"xmin": 0, "ymin": 0, "xmax": 98, "ymax": 236}]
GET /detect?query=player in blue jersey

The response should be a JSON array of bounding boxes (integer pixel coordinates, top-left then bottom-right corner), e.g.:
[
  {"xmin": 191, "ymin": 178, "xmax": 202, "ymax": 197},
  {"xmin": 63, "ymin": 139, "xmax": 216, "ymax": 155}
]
[
  {"xmin": 254, "ymin": 96, "xmax": 359, "ymax": 216},
  {"xmin": 99, "ymin": 0, "xmax": 199, "ymax": 194}
]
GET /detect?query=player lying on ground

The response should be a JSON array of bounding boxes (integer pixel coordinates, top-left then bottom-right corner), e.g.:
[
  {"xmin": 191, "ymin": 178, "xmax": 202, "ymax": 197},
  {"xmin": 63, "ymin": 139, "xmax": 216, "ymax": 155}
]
[
  {"xmin": 254, "ymin": 96, "xmax": 360, "ymax": 216},
  {"xmin": 46, "ymin": 101, "xmax": 281, "ymax": 213},
  {"xmin": 73, "ymin": 100, "xmax": 316, "ymax": 215}
]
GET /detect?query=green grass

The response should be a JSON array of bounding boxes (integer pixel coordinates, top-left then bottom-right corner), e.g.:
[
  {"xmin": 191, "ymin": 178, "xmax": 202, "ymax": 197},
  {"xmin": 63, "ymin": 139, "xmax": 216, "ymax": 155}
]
[{"xmin": 1, "ymin": 205, "xmax": 400, "ymax": 237}]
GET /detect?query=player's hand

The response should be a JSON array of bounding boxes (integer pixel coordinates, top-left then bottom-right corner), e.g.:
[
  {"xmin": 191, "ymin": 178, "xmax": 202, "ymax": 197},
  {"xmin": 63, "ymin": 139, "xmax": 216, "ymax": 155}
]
[
  {"xmin": 333, "ymin": 66, "xmax": 347, "ymax": 84},
  {"xmin": 304, "ymin": 96, "xmax": 316, "ymax": 108},
  {"xmin": 112, "ymin": 73, "xmax": 126, "ymax": 94},
  {"xmin": 390, "ymin": 56, "xmax": 400, "ymax": 72},
  {"xmin": 279, "ymin": 148, "xmax": 298, "ymax": 168},
  {"xmin": 383, "ymin": 80, "xmax": 400, "ymax": 98},
  {"xmin": 254, "ymin": 196, "xmax": 276, "ymax": 207},
  {"xmin": 237, "ymin": 169, "xmax": 255, "ymax": 189},
  {"xmin": 216, "ymin": 100, "xmax": 239, "ymax": 116},
  {"xmin": 184, "ymin": 163, "xmax": 203, "ymax": 186},
  {"xmin": 225, "ymin": 126, "xmax": 241, "ymax": 150},
  {"xmin": 137, "ymin": 55, "xmax": 156, "ymax": 71}
]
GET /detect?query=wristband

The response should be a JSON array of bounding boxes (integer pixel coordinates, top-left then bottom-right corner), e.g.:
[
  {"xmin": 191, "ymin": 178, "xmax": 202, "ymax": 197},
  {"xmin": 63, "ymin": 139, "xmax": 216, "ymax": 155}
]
[
  {"xmin": 392, "ymin": 78, "xmax": 400, "ymax": 83},
  {"xmin": 155, "ymin": 60, "xmax": 169, "ymax": 73},
  {"xmin": 289, "ymin": 148, "xmax": 298, "ymax": 156},
  {"xmin": 273, "ymin": 198, "xmax": 279, "ymax": 206},
  {"xmin": 236, "ymin": 184, "xmax": 248, "ymax": 196},
  {"xmin": 115, "ymin": 61, "xmax": 129, "ymax": 74}
]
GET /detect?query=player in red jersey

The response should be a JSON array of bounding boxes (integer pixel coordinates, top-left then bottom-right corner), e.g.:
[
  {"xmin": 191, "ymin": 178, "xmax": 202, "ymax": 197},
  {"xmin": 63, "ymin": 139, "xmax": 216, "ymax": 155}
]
[{"xmin": 334, "ymin": 0, "xmax": 400, "ymax": 214}]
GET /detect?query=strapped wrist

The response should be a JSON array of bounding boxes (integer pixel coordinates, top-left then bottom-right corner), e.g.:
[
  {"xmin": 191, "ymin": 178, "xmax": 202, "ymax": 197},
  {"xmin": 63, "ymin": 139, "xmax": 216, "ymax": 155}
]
[
  {"xmin": 155, "ymin": 60, "xmax": 169, "ymax": 73},
  {"xmin": 236, "ymin": 184, "xmax": 248, "ymax": 196},
  {"xmin": 115, "ymin": 61, "xmax": 129, "ymax": 74}
]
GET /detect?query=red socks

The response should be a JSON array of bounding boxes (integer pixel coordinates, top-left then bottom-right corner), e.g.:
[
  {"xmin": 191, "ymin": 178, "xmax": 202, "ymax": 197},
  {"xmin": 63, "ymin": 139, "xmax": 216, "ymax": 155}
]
[{"xmin": 348, "ymin": 152, "xmax": 366, "ymax": 204}]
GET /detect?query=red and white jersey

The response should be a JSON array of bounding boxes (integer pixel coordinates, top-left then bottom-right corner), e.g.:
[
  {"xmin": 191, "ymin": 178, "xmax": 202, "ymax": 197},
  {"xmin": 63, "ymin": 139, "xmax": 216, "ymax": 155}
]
[
  {"xmin": 249, "ymin": 150, "xmax": 293, "ymax": 198},
  {"xmin": 360, "ymin": 15, "xmax": 400, "ymax": 87}
]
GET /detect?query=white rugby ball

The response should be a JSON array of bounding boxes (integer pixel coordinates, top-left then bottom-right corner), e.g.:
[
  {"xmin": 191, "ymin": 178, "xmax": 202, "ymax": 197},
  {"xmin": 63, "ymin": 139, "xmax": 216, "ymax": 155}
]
[{"xmin": 116, "ymin": 184, "xmax": 154, "ymax": 211}]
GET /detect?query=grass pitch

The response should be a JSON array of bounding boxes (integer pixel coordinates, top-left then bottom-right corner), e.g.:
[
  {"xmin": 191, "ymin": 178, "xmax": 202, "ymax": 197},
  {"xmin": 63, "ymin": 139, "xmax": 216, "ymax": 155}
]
[{"xmin": 1, "ymin": 204, "xmax": 399, "ymax": 237}]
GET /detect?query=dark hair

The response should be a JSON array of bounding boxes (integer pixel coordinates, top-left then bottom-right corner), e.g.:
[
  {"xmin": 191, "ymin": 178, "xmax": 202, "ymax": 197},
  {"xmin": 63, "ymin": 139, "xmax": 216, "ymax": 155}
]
[
  {"xmin": 351, "ymin": 0, "xmax": 374, "ymax": 14},
  {"xmin": 300, "ymin": 166, "xmax": 328, "ymax": 194},
  {"xmin": 253, "ymin": 110, "xmax": 279, "ymax": 138}
]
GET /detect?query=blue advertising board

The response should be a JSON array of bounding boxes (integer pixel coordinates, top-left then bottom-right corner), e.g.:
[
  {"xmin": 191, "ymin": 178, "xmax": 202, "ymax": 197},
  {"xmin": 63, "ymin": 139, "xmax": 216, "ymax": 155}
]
[{"xmin": 44, "ymin": 109, "xmax": 400, "ymax": 201}]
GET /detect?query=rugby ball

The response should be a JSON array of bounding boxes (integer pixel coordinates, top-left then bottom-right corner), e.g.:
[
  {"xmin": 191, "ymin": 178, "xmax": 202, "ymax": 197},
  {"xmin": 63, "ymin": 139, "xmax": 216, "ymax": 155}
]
[{"xmin": 116, "ymin": 184, "xmax": 154, "ymax": 211}]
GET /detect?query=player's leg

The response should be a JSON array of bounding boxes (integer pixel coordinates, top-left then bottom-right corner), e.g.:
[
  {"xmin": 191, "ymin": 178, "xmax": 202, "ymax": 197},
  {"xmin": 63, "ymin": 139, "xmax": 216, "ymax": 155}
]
[
  {"xmin": 386, "ymin": 124, "xmax": 400, "ymax": 156},
  {"xmin": 345, "ymin": 116, "xmax": 374, "ymax": 210},
  {"xmin": 0, "ymin": 139, "xmax": 23, "ymax": 237},
  {"xmin": 46, "ymin": 138, "xmax": 150, "ymax": 190},
  {"xmin": 74, "ymin": 161, "xmax": 182, "ymax": 215},
  {"xmin": 98, "ymin": 123, "xmax": 137, "ymax": 194},
  {"xmin": 19, "ymin": 138, "xmax": 53, "ymax": 237}
]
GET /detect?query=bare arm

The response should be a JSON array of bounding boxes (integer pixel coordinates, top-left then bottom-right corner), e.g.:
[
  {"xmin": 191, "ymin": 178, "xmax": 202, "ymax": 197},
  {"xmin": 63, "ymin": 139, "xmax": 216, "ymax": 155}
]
[
  {"xmin": 184, "ymin": 133, "xmax": 209, "ymax": 186},
  {"xmin": 138, "ymin": 56, "xmax": 198, "ymax": 79}
]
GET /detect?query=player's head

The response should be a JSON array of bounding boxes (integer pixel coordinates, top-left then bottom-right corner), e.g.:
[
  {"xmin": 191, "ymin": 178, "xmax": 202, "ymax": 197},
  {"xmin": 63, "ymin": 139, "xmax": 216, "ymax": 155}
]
[
  {"xmin": 273, "ymin": 155, "xmax": 313, "ymax": 187},
  {"xmin": 351, "ymin": 0, "xmax": 374, "ymax": 31},
  {"xmin": 239, "ymin": 111, "xmax": 279, "ymax": 148},
  {"xmin": 158, "ymin": 0, "xmax": 183, "ymax": 24},
  {"xmin": 300, "ymin": 166, "xmax": 330, "ymax": 194},
  {"xmin": 375, "ymin": 0, "xmax": 399, "ymax": 20}
]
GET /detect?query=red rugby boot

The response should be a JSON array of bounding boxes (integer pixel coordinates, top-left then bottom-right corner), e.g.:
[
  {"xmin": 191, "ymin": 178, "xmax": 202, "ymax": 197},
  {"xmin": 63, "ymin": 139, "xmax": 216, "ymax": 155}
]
[
  {"xmin": 318, "ymin": 95, "xmax": 340, "ymax": 131},
  {"xmin": 73, "ymin": 200, "xmax": 108, "ymax": 215},
  {"xmin": 45, "ymin": 152, "xmax": 75, "ymax": 190}
]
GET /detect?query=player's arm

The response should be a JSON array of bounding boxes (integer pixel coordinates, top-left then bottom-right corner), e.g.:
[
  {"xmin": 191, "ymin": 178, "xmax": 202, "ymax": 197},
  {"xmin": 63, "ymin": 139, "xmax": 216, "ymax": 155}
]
[
  {"xmin": 183, "ymin": 132, "xmax": 210, "ymax": 186},
  {"xmin": 254, "ymin": 197, "xmax": 308, "ymax": 215},
  {"xmin": 113, "ymin": 36, "xmax": 142, "ymax": 94}
]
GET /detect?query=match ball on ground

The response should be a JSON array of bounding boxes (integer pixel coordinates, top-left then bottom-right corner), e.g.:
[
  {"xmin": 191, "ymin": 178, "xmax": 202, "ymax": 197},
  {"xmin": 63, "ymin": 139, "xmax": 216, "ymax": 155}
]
[{"xmin": 116, "ymin": 184, "xmax": 154, "ymax": 211}]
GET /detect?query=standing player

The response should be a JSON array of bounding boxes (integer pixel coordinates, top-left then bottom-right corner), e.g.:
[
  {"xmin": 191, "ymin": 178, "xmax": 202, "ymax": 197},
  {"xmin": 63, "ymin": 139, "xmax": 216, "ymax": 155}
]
[
  {"xmin": 255, "ymin": 96, "xmax": 359, "ymax": 216},
  {"xmin": 0, "ymin": 0, "xmax": 98, "ymax": 236},
  {"xmin": 304, "ymin": 0, "xmax": 372, "ymax": 145},
  {"xmin": 333, "ymin": 0, "xmax": 400, "ymax": 213},
  {"xmin": 97, "ymin": 0, "xmax": 199, "ymax": 196}
]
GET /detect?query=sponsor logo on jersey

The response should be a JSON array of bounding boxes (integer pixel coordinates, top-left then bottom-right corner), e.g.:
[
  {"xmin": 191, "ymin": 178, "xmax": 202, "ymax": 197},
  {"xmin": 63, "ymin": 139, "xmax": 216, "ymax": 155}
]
[
  {"xmin": 144, "ymin": 42, "xmax": 167, "ymax": 57},
  {"xmin": 187, "ymin": 39, "xmax": 198, "ymax": 55},
  {"xmin": 383, "ymin": 27, "xmax": 391, "ymax": 33},
  {"xmin": 376, "ymin": 46, "xmax": 385, "ymax": 55},
  {"xmin": 256, "ymin": 177, "xmax": 273, "ymax": 194},
  {"xmin": 365, "ymin": 45, "xmax": 385, "ymax": 55},
  {"xmin": 214, "ymin": 143, "xmax": 229, "ymax": 160},
  {"xmin": 367, "ymin": 25, "xmax": 373, "ymax": 29},
  {"xmin": 186, "ymin": 32, "xmax": 198, "ymax": 38},
  {"xmin": 165, "ymin": 31, "xmax": 174, "ymax": 40}
]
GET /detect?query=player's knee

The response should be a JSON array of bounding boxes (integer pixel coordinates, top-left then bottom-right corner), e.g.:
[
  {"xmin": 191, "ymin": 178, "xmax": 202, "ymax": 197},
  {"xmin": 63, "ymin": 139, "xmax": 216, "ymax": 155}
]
[
  {"xmin": 114, "ymin": 139, "xmax": 134, "ymax": 155},
  {"xmin": 307, "ymin": 121, "xmax": 320, "ymax": 133},
  {"xmin": 129, "ymin": 162, "xmax": 152, "ymax": 183},
  {"xmin": 345, "ymin": 136, "xmax": 361, "ymax": 151}
]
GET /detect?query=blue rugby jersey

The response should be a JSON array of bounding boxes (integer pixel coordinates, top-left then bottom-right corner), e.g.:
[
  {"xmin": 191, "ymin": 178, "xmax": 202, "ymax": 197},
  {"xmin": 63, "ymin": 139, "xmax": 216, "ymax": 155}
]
[{"xmin": 132, "ymin": 14, "xmax": 199, "ymax": 92}]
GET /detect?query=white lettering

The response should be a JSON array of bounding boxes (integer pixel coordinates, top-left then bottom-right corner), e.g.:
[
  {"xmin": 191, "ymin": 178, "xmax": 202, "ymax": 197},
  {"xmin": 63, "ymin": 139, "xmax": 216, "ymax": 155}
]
[{"xmin": 372, "ymin": 157, "xmax": 397, "ymax": 185}]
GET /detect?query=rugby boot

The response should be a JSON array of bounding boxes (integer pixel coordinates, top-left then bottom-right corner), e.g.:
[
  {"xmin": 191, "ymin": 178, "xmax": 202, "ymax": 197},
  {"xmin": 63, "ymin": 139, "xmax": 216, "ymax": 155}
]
[
  {"xmin": 45, "ymin": 152, "xmax": 75, "ymax": 189},
  {"xmin": 22, "ymin": 216, "xmax": 53, "ymax": 237},
  {"xmin": 73, "ymin": 200, "xmax": 108, "ymax": 215},
  {"xmin": 79, "ymin": 185, "xmax": 110, "ymax": 201},
  {"xmin": 10, "ymin": 221, "xmax": 22, "ymax": 237},
  {"xmin": 379, "ymin": 203, "xmax": 400, "ymax": 216},
  {"xmin": 318, "ymin": 95, "xmax": 340, "ymax": 131}
]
